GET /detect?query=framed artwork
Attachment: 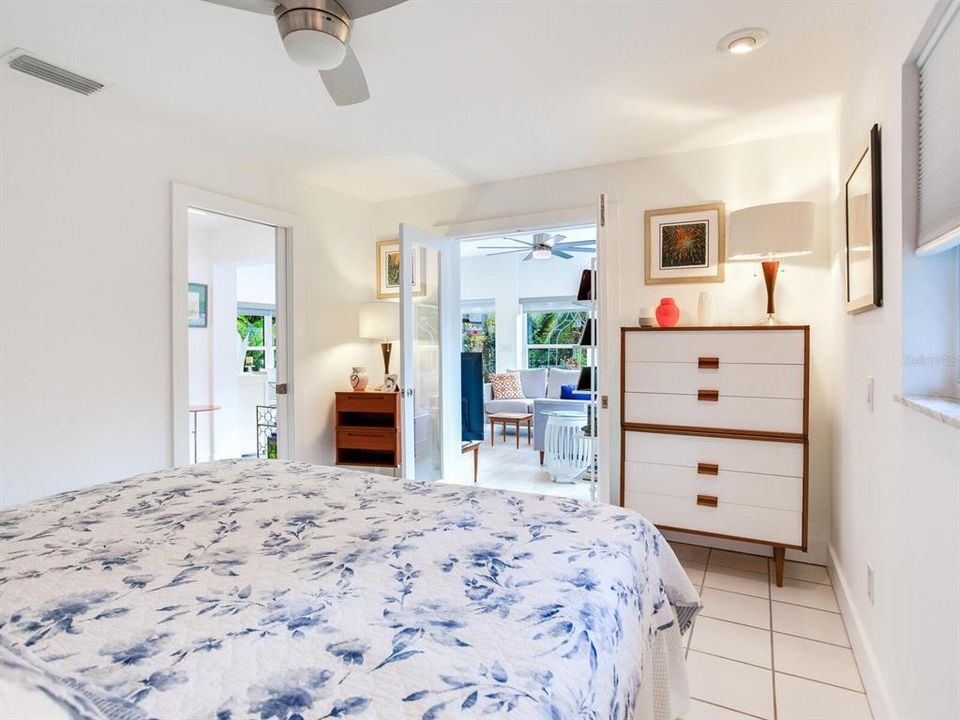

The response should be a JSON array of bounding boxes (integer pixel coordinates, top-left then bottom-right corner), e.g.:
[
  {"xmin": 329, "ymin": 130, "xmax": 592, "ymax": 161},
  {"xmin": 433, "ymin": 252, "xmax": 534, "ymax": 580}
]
[
  {"xmin": 844, "ymin": 123, "xmax": 883, "ymax": 314},
  {"xmin": 377, "ymin": 239, "xmax": 425, "ymax": 299},
  {"xmin": 644, "ymin": 203, "xmax": 725, "ymax": 284},
  {"xmin": 188, "ymin": 283, "xmax": 208, "ymax": 328}
]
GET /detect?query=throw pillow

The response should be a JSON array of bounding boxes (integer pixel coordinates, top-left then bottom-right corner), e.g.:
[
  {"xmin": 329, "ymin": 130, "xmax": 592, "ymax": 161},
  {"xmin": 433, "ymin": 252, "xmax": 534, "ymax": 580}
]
[
  {"xmin": 490, "ymin": 372, "xmax": 524, "ymax": 400},
  {"xmin": 560, "ymin": 384, "xmax": 591, "ymax": 401},
  {"xmin": 547, "ymin": 367, "xmax": 582, "ymax": 398}
]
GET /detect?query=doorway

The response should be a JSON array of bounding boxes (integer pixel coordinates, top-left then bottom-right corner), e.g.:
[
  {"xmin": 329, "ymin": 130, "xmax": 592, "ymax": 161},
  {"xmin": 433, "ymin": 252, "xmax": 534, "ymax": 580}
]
[
  {"xmin": 187, "ymin": 211, "xmax": 277, "ymax": 463},
  {"xmin": 171, "ymin": 184, "xmax": 297, "ymax": 467},
  {"xmin": 457, "ymin": 223, "xmax": 599, "ymax": 501}
]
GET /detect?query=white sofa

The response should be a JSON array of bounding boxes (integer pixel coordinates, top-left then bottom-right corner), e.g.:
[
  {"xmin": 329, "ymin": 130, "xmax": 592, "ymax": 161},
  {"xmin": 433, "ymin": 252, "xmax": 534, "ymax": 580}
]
[{"xmin": 483, "ymin": 368, "xmax": 589, "ymax": 460}]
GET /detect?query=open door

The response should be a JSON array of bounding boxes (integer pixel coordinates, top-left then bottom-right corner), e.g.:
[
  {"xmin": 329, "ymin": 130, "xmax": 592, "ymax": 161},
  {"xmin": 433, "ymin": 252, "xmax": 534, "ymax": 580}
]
[{"xmin": 398, "ymin": 223, "xmax": 461, "ymax": 481}]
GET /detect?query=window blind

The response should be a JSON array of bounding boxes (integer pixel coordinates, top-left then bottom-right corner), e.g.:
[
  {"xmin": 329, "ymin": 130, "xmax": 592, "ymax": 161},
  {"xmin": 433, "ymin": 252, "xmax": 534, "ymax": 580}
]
[
  {"xmin": 520, "ymin": 296, "xmax": 581, "ymax": 313},
  {"xmin": 917, "ymin": 0, "xmax": 960, "ymax": 255}
]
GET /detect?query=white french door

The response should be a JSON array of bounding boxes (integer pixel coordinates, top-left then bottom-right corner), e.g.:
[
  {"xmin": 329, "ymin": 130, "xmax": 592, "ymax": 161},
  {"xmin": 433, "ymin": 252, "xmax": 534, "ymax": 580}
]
[{"xmin": 398, "ymin": 223, "xmax": 461, "ymax": 481}]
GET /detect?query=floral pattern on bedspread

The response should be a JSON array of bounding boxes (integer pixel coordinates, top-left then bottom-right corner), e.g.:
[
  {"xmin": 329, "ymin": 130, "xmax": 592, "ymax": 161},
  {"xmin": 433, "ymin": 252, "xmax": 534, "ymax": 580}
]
[{"xmin": 0, "ymin": 460, "xmax": 699, "ymax": 720}]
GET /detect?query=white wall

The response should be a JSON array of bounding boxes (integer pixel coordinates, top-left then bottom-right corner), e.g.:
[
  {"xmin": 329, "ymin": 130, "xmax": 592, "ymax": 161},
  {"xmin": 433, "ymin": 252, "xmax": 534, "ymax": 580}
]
[
  {"xmin": 375, "ymin": 130, "xmax": 835, "ymax": 563},
  {"xmin": 0, "ymin": 68, "xmax": 380, "ymax": 507},
  {"xmin": 829, "ymin": 2, "xmax": 960, "ymax": 718},
  {"xmin": 461, "ymin": 250, "xmax": 593, "ymax": 370}
]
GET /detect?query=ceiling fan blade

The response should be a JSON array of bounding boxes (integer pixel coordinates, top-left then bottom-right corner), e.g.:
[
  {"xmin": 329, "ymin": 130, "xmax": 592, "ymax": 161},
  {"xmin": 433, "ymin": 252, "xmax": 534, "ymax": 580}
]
[
  {"xmin": 548, "ymin": 234, "xmax": 567, "ymax": 243},
  {"xmin": 521, "ymin": 251, "xmax": 534, "ymax": 261},
  {"xmin": 319, "ymin": 45, "xmax": 369, "ymax": 106},
  {"xmin": 485, "ymin": 249, "xmax": 529, "ymax": 256},
  {"xmin": 552, "ymin": 250, "xmax": 574, "ymax": 259},
  {"xmin": 501, "ymin": 237, "xmax": 535, "ymax": 246},
  {"xmin": 555, "ymin": 240, "xmax": 597, "ymax": 247},
  {"xmin": 559, "ymin": 247, "xmax": 597, "ymax": 253},
  {"xmin": 477, "ymin": 246, "xmax": 524, "ymax": 250},
  {"xmin": 337, "ymin": 0, "xmax": 408, "ymax": 19},
  {"xmin": 200, "ymin": 0, "xmax": 278, "ymax": 15}
]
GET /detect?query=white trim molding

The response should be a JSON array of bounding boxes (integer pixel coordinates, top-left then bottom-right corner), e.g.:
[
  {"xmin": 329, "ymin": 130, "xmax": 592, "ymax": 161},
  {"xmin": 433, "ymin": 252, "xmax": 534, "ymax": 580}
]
[{"xmin": 828, "ymin": 544, "xmax": 896, "ymax": 720}]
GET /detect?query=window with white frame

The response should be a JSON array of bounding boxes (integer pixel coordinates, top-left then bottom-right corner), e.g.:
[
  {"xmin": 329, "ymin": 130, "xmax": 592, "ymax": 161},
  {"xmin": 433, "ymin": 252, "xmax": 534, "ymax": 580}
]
[
  {"xmin": 521, "ymin": 297, "xmax": 588, "ymax": 369},
  {"xmin": 237, "ymin": 303, "xmax": 276, "ymax": 372}
]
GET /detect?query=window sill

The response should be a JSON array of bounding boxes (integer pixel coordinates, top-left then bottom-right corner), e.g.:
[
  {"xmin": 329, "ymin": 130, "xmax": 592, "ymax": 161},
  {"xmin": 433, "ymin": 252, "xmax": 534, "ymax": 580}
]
[{"xmin": 893, "ymin": 394, "xmax": 960, "ymax": 429}]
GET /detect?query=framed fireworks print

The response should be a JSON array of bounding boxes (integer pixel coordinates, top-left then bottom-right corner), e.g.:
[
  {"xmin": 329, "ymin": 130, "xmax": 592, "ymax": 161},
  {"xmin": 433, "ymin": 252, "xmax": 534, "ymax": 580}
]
[
  {"xmin": 644, "ymin": 203, "xmax": 725, "ymax": 284},
  {"xmin": 376, "ymin": 239, "xmax": 426, "ymax": 299}
]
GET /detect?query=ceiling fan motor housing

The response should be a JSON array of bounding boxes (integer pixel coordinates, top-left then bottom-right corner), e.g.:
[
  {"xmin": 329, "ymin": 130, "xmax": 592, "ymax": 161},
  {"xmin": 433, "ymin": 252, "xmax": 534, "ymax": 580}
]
[{"xmin": 276, "ymin": 0, "xmax": 351, "ymax": 69}]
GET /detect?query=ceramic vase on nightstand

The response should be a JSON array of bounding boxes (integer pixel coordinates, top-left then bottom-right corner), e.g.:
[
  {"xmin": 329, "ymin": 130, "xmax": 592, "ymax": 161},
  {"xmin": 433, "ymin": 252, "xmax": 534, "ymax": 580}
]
[{"xmin": 350, "ymin": 366, "xmax": 369, "ymax": 392}]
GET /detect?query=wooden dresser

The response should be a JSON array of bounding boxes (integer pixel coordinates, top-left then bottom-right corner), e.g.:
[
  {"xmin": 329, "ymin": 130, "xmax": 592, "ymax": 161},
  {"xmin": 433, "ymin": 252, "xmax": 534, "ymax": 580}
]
[
  {"xmin": 335, "ymin": 391, "xmax": 401, "ymax": 469},
  {"xmin": 620, "ymin": 326, "xmax": 809, "ymax": 586}
]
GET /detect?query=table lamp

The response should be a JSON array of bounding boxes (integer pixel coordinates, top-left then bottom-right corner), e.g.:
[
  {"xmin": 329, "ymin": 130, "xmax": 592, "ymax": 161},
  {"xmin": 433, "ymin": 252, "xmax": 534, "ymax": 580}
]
[
  {"xmin": 359, "ymin": 302, "xmax": 399, "ymax": 381},
  {"xmin": 727, "ymin": 202, "xmax": 814, "ymax": 324}
]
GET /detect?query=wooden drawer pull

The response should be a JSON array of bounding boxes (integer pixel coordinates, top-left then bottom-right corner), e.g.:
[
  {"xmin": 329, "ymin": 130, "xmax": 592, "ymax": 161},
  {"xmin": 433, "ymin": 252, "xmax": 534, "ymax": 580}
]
[
  {"xmin": 697, "ymin": 389, "xmax": 719, "ymax": 402},
  {"xmin": 698, "ymin": 356, "xmax": 720, "ymax": 369},
  {"xmin": 697, "ymin": 462, "xmax": 719, "ymax": 476},
  {"xmin": 697, "ymin": 494, "xmax": 718, "ymax": 508}
]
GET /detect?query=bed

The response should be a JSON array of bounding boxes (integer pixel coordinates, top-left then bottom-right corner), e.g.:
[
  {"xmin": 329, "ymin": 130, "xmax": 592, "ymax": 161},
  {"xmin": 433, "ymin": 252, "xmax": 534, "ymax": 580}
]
[{"xmin": 0, "ymin": 459, "xmax": 701, "ymax": 720}]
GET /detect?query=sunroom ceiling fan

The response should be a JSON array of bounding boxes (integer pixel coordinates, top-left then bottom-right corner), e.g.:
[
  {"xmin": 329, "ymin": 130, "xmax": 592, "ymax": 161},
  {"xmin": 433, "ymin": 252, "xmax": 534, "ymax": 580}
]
[
  {"xmin": 479, "ymin": 233, "xmax": 597, "ymax": 261},
  {"xmin": 201, "ymin": 0, "xmax": 407, "ymax": 106}
]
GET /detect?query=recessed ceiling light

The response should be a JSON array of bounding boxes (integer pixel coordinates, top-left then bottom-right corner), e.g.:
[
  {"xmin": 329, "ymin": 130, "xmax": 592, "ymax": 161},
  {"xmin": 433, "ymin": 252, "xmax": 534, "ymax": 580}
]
[{"xmin": 717, "ymin": 27, "xmax": 769, "ymax": 55}]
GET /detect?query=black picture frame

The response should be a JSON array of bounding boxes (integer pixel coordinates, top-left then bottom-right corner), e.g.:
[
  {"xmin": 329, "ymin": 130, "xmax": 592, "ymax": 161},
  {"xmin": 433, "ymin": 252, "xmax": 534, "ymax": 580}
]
[{"xmin": 844, "ymin": 123, "xmax": 883, "ymax": 314}]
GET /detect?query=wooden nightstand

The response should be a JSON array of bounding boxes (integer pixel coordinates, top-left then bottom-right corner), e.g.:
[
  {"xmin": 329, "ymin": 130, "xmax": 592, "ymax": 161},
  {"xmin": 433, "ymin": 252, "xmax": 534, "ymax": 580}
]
[{"xmin": 335, "ymin": 391, "xmax": 401, "ymax": 468}]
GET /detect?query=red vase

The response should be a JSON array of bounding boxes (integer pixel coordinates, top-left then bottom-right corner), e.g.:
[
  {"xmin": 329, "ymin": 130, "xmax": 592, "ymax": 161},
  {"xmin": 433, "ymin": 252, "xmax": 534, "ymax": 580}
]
[{"xmin": 655, "ymin": 297, "xmax": 680, "ymax": 327}]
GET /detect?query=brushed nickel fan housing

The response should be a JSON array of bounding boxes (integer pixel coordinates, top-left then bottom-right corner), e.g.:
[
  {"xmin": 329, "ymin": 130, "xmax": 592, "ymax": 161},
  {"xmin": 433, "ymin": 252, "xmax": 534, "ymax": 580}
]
[{"xmin": 276, "ymin": 0, "xmax": 351, "ymax": 69}]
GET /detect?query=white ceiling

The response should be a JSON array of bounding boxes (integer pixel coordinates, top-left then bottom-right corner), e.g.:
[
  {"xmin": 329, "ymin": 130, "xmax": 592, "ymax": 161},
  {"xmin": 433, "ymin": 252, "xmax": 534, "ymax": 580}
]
[{"xmin": 0, "ymin": 0, "xmax": 871, "ymax": 202}]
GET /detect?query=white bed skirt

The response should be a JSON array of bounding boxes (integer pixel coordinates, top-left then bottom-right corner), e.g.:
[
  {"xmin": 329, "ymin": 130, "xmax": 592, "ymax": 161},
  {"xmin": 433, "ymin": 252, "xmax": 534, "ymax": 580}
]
[{"xmin": 635, "ymin": 622, "xmax": 691, "ymax": 720}]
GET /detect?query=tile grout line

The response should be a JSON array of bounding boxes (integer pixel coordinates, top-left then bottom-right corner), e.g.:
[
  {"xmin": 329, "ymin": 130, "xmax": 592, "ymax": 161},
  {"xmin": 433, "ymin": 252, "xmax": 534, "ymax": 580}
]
[
  {"xmin": 768, "ymin": 558, "xmax": 778, "ymax": 720},
  {"xmin": 688, "ymin": 649, "xmax": 869, "ymax": 695},
  {"xmin": 700, "ymin": 581, "xmax": 840, "ymax": 614},
  {"xmin": 687, "ymin": 697, "xmax": 769, "ymax": 720},
  {"xmin": 831, "ymin": 584, "xmax": 875, "ymax": 719},
  {"xmin": 696, "ymin": 612, "xmax": 851, "ymax": 648}
]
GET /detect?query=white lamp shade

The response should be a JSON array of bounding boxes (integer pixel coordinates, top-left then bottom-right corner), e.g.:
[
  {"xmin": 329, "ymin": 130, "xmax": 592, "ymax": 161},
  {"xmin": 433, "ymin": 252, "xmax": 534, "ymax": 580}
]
[
  {"xmin": 727, "ymin": 202, "xmax": 815, "ymax": 260},
  {"xmin": 359, "ymin": 302, "xmax": 399, "ymax": 340}
]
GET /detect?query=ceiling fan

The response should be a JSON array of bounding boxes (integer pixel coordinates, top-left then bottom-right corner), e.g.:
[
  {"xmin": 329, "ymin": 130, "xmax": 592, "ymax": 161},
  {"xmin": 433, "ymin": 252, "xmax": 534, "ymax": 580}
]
[
  {"xmin": 479, "ymin": 233, "xmax": 597, "ymax": 261},
  {"xmin": 202, "ymin": 0, "xmax": 408, "ymax": 106}
]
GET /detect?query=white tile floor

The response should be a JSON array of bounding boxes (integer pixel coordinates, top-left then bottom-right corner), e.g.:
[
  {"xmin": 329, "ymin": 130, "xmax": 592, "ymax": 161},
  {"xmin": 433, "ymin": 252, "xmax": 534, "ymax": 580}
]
[{"xmin": 676, "ymin": 543, "xmax": 873, "ymax": 720}]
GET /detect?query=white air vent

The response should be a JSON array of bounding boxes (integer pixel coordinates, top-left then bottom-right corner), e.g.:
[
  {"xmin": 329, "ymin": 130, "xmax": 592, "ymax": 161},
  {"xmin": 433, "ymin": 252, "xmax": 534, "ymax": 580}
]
[{"xmin": 5, "ymin": 49, "xmax": 103, "ymax": 95}]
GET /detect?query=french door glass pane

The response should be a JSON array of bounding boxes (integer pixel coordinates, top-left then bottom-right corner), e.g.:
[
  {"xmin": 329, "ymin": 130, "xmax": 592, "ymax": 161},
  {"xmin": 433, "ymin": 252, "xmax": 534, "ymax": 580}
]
[{"xmin": 414, "ymin": 247, "xmax": 442, "ymax": 481}]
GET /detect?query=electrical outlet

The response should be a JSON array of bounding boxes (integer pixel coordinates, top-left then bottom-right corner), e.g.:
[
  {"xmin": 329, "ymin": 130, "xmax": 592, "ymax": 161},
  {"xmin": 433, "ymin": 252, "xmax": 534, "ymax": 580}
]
[
  {"xmin": 867, "ymin": 563, "xmax": 875, "ymax": 605},
  {"xmin": 866, "ymin": 375, "xmax": 875, "ymax": 412}
]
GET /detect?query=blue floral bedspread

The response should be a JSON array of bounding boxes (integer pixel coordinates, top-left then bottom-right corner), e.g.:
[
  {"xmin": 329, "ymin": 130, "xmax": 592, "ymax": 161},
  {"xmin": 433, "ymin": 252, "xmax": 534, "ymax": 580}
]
[{"xmin": 0, "ymin": 460, "xmax": 700, "ymax": 720}]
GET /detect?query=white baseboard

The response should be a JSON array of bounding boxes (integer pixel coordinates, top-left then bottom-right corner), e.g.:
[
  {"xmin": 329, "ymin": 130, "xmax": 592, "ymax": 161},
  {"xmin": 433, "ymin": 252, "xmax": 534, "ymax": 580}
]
[{"xmin": 827, "ymin": 543, "xmax": 896, "ymax": 719}]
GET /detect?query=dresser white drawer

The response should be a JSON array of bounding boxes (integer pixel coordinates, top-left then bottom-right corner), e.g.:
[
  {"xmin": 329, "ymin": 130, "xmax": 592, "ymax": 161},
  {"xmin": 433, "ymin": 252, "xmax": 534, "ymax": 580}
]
[
  {"xmin": 624, "ymin": 329, "xmax": 805, "ymax": 365},
  {"xmin": 624, "ymin": 490, "xmax": 802, "ymax": 546},
  {"xmin": 624, "ymin": 361, "xmax": 804, "ymax": 399},
  {"xmin": 623, "ymin": 461, "xmax": 803, "ymax": 512},
  {"xmin": 624, "ymin": 392, "xmax": 804, "ymax": 434},
  {"xmin": 624, "ymin": 432, "xmax": 804, "ymax": 477}
]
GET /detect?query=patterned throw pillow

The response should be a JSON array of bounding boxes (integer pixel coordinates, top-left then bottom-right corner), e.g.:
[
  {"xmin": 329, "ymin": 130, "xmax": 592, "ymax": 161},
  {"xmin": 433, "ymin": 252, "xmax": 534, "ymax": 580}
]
[{"xmin": 490, "ymin": 372, "xmax": 524, "ymax": 400}]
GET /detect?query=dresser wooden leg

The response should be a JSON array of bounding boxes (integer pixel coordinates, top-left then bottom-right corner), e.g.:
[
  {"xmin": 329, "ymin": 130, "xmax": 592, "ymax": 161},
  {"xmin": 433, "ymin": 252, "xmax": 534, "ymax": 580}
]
[
  {"xmin": 539, "ymin": 451, "xmax": 544, "ymax": 465},
  {"xmin": 773, "ymin": 546, "xmax": 785, "ymax": 587}
]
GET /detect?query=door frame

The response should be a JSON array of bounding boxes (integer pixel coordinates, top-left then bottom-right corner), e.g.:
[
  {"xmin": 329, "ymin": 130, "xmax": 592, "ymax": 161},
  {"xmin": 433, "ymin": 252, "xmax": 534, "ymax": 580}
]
[
  {"xmin": 435, "ymin": 202, "xmax": 620, "ymax": 504},
  {"xmin": 171, "ymin": 183, "xmax": 299, "ymax": 467}
]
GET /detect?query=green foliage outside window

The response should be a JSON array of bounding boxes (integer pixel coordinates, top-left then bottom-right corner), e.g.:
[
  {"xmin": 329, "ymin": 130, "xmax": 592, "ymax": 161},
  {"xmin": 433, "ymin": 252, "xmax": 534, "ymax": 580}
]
[
  {"xmin": 526, "ymin": 310, "xmax": 588, "ymax": 369},
  {"xmin": 462, "ymin": 312, "xmax": 496, "ymax": 381}
]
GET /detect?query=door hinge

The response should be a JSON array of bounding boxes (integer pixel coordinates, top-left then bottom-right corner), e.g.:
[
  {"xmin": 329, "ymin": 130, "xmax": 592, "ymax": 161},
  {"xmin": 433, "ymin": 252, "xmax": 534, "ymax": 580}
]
[
  {"xmin": 599, "ymin": 194, "xmax": 607, "ymax": 228},
  {"xmin": 275, "ymin": 383, "xmax": 288, "ymax": 395},
  {"xmin": 601, "ymin": 395, "xmax": 608, "ymax": 409}
]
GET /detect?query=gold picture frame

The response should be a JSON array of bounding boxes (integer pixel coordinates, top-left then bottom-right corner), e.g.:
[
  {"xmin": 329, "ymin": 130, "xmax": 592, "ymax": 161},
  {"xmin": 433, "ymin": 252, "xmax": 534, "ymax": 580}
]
[
  {"xmin": 644, "ymin": 202, "xmax": 725, "ymax": 284},
  {"xmin": 376, "ymin": 239, "xmax": 426, "ymax": 299}
]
